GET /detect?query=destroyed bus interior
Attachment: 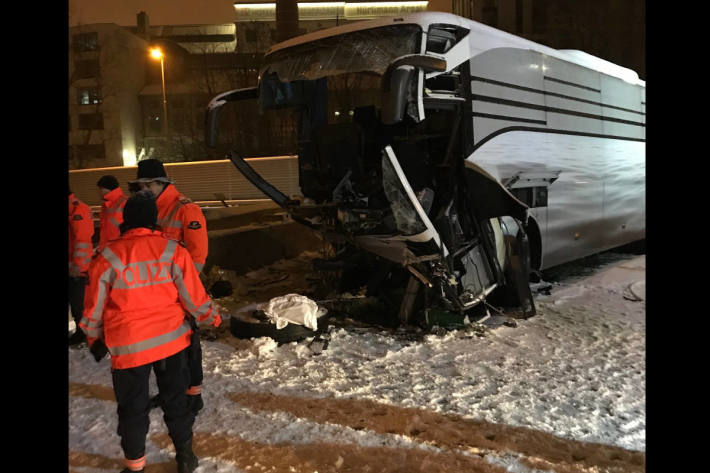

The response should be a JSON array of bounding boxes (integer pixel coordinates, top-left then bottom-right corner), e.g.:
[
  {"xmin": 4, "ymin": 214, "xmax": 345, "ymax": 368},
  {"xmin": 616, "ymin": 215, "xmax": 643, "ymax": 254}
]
[{"xmin": 206, "ymin": 23, "xmax": 536, "ymax": 327}]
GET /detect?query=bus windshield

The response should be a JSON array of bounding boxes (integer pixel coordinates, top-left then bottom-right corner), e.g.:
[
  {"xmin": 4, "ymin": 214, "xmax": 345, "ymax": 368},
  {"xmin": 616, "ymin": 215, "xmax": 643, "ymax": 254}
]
[{"xmin": 260, "ymin": 24, "xmax": 422, "ymax": 84}]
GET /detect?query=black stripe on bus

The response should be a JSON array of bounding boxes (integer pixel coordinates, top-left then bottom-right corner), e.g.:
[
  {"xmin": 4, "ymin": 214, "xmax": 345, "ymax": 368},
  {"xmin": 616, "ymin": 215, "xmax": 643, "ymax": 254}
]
[
  {"xmin": 472, "ymin": 112, "xmax": 547, "ymax": 125},
  {"xmin": 470, "ymin": 76, "xmax": 645, "ymax": 116},
  {"xmin": 472, "ymin": 126, "xmax": 645, "ymax": 153},
  {"xmin": 544, "ymin": 76, "xmax": 601, "ymax": 92},
  {"xmin": 472, "ymin": 94, "xmax": 646, "ymax": 127}
]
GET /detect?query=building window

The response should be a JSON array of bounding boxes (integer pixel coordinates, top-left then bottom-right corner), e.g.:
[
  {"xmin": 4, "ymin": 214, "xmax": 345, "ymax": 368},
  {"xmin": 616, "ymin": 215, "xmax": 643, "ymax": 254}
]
[
  {"xmin": 74, "ymin": 59, "xmax": 100, "ymax": 79},
  {"xmin": 78, "ymin": 113, "xmax": 104, "ymax": 130},
  {"xmin": 72, "ymin": 144, "xmax": 106, "ymax": 161},
  {"xmin": 77, "ymin": 87, "xmax": 102, "ymax": 105},
  {"xmin": 246, "ymin": 29, "xmax": 257, "ymax": 42},
  {"xmin": 73, "ymin": 32, "xmax": 99, "ymax": 52}
]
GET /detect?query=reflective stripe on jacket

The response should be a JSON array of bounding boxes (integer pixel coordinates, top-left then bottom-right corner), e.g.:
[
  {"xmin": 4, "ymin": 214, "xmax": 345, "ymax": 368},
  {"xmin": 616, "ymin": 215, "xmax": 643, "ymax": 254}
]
[
  {"xmin": 69, "ymin": 193, "xmax": 94, "ymax": 273},
  {"xmin": 79, "ymin": 228, "xmax": 221, "ymax": 369},
  {"xmin": 99, "ymin": 187, "xmax": 127, "ymax": 247},
  {"xmin": 155, "ymin": 184, "xmax": 208, "ymax": 272}
]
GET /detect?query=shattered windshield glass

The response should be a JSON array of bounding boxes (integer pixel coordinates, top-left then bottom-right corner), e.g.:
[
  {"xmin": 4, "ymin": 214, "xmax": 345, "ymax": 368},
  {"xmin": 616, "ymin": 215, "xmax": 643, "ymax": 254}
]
[
  {"xmin": 261, "ymin": 25, "xmax": 422, "ymax": 82},
  {"xmin": 381, "ymin": 153, "xmax": 427, "ymax": 236}
]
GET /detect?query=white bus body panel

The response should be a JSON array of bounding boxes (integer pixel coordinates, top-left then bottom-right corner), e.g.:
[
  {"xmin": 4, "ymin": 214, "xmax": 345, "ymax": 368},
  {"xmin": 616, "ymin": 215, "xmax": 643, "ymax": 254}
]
[{"xmin": 463, "ymin": 47, "xmax": 644, "ymax": 269}]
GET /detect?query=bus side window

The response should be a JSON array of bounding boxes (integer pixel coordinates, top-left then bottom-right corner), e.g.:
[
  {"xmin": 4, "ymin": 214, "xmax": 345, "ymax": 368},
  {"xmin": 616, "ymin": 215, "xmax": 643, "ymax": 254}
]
[
  {"xmin": 511, "ymin": 186, "xmax": 548, "ymax": 208},
  {"xmin": 535, "ymin": 187, "xmax": 548, "ymax": 207}
]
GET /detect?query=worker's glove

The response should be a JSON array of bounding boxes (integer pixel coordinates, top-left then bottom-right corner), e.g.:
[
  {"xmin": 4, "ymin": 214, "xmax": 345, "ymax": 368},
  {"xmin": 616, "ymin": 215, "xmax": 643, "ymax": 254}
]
[{"xmin": 90, "ymin": 339, "xmax": 108, "ymax": 362}]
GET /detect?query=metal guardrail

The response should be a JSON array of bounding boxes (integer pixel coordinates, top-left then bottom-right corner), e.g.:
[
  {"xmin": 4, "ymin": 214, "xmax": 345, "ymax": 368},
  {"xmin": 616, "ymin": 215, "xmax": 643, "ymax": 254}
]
[{"xmin": 69, "ymin": 156, "xmax": 301, "ymax": 207}]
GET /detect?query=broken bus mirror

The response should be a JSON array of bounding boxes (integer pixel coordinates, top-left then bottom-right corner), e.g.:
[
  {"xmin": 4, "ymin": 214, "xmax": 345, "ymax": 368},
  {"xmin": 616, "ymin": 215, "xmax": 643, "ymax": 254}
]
[
  {"xmin": 205, "ymin": 87, "xmax": 258, "ymax": 148},
  {"xmin": 381, "ymin": 54, "xmax": 447, "ymax": 125},
  {"xmin": 381, "ymin": 67, "xmax": 415, "ymax": 125}
]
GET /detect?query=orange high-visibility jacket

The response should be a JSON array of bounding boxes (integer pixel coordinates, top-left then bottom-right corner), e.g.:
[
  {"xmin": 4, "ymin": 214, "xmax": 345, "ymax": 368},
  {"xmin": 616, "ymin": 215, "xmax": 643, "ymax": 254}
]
[
  {"xmin": 69, "ymin": 193, "xmax": 94, "ymax": 274},
  {"xmin": 99, "ymin": 187, "xmax": 127, "ymax": 247},
  {"xmin": 79, "ymin": 228, "xmax": 221, "ymax": 369},
  {"xmin": 155, "ymin": 184, "xmax": 208, "ymax": 272}
]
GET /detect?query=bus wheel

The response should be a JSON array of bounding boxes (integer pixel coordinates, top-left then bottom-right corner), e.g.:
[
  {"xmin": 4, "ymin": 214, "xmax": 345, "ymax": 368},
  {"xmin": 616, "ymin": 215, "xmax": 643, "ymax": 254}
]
[{"xmin": 497, "ymin": 217, "xmax": 536, "ymax": 318}]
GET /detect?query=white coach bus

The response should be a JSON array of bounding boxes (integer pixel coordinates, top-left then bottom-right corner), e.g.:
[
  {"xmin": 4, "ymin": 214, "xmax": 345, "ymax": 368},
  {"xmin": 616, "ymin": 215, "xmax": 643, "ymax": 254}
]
[{"xmin": 206, "ymin": 12, "xmax": 645, "ymax": 319}]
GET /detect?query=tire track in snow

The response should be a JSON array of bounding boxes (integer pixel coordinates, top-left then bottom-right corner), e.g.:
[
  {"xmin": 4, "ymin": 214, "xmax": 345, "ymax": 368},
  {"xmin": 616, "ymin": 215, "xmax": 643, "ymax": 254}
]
[
  {"xmin": 152, "ymin": 432, "xmax": 508, "ymax": 473},
  {"xmin": 227, "ymin": 391, "xmax": 645, "ymax": 473}
]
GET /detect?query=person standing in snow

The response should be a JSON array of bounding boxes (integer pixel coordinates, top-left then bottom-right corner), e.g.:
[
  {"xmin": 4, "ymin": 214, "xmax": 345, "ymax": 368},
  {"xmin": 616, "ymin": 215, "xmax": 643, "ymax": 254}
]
[
  {"xmin": 68, "ymin": 187, "xmax": 94, "ymax": 346},
  {"xmin": 96, "ymin": 175, "xmax": 127, "ymax": 249},
  {"xmin": 128, "ymin": 158, "xmax": 209, "ymax": 415},
  {"xmin": 79, "ymin": 191, "xmax": 221, "ymax": 473}
]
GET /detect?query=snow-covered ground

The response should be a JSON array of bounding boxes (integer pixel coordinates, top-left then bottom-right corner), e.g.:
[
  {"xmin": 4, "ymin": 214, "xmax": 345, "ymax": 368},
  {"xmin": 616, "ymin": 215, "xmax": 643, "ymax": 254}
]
[{"xmin": 69, "ymin": 252, "xmax": 646, "ymax": 473}]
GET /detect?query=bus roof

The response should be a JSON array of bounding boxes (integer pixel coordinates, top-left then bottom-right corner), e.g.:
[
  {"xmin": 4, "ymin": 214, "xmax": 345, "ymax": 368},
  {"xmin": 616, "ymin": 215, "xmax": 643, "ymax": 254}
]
[{"xmin": 266, "ymin": 12, "xmax": 644, "ymax": 87}]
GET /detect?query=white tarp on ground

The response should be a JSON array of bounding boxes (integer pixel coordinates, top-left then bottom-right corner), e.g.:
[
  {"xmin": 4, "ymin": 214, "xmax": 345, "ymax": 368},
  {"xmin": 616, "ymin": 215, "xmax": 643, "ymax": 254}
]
[{"xmin": 258, "ymin": 293, "xmax": 325, "ymax": 331}]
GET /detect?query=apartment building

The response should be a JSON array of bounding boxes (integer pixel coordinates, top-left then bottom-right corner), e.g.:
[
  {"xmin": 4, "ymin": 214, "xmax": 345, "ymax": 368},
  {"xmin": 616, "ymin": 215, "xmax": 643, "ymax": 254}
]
[{"xmin": 69, "ymin": 24, "xmax": 149, "ymax": 169}]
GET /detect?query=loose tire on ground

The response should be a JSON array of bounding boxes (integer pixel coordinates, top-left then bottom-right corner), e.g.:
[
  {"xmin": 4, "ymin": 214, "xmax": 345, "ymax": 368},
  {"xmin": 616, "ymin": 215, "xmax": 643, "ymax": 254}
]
[{"xmin": 230, "ymin": 314, "xmax": 329, "ymax": 344}]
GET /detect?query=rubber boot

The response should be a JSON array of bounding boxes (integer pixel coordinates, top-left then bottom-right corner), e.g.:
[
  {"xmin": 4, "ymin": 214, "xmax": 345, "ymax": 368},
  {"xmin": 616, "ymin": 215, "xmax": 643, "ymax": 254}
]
[{"xmin": 176, "ymin": 439, "xmax": 198, "ymax": 473}]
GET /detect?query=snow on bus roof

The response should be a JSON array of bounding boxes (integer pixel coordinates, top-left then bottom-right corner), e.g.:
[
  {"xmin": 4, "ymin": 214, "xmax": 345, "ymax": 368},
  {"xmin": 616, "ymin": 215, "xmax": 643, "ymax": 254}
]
[{"xmin": 266, "ymin": 11, "xmax": 644, "ymax": 87}]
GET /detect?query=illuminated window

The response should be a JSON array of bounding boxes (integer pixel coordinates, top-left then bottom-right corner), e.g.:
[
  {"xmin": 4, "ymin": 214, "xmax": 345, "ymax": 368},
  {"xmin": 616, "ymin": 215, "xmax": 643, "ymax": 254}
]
[{"xmin": 77, "ymin": 87, "xmax": 102, "ymax": 105}]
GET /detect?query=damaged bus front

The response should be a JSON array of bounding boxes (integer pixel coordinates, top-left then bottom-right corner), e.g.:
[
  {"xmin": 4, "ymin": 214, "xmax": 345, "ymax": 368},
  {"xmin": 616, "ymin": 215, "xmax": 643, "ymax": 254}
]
[{"xmin": 206, "ymin": 20, "xmax": 535, "ymax": 324}]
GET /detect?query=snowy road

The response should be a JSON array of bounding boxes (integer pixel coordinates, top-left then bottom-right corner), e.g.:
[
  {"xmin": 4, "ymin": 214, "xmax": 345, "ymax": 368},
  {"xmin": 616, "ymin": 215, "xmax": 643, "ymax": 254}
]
[{"xmin": 69, "ymin": 253, "xmax": 645, "ymax": 473}]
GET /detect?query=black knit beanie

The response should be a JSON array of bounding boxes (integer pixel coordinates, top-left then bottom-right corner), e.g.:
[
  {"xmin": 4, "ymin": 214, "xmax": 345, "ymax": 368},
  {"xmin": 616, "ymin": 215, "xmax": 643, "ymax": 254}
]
[
  {"xmin": 97, "ymin": 175, "xmax": 120, "ymax": 191},
  {"xmin": 136, "ymin": 158, "xmax": 168, "ymax": 180},
  {"xmin": 121, "ymin": 190, "xmax": 158, "ymax": 233}
]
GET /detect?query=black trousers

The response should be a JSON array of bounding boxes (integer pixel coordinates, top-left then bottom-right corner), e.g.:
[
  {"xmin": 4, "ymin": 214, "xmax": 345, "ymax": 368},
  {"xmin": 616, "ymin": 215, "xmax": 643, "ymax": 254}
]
[
  {"xmin": 68, "ymin": 276, "xmax": 87, "ymax": 325},
  {"xmin": 112, "ymin": 348, "xmax": 194, "ymax": 459},
  {"xmin": 187, "ymin": 319, "xmax": 203, "ymax": 389}
]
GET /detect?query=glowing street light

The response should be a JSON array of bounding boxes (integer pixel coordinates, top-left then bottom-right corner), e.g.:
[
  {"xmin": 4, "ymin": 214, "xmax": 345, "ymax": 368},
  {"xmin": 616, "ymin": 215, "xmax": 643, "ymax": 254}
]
[{"xmin": 150, "ymin": 47, "xmax": 169, "ymax": 135}]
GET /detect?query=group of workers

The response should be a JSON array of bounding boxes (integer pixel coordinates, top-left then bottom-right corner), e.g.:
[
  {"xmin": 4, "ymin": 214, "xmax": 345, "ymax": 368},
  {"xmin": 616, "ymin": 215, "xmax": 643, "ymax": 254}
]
[{"xmin": 68, "ymin": 158, "xmax": 221, "ymax": 473}]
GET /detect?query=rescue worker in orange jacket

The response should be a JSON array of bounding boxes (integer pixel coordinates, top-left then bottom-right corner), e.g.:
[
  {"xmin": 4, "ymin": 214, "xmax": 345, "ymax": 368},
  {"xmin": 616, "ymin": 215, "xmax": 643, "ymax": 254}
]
[
  {"xmin": 69, "ymin": 188, "xmax": 94, "ymax": 346},
  {"xmin": 128, "ymin": 158, "xmax": 209, "ymax": 415},
  {"xmin": 97, "ymin": 175, "xmax": 127, "ymax": 248},
  {"xmin": 79, "ymin": 191, "xmax": 221, "ymax": 473}
]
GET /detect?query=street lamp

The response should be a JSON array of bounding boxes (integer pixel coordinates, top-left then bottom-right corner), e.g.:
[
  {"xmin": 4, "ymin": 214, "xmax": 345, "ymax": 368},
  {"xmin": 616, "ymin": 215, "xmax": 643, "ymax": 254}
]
[{"xmin": 150, "ymin": 47, "xmax": 168, "ymax": 135}]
